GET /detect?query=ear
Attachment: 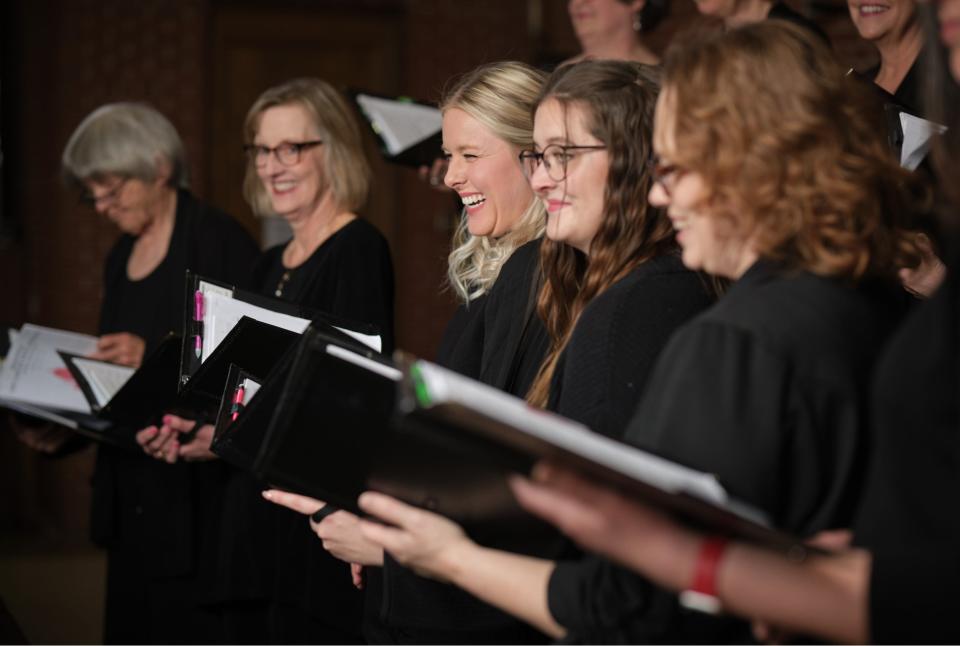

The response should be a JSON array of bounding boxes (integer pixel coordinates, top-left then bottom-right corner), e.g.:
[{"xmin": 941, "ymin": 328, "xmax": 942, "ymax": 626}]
[{"xmin": 153, "ymin": 156, "xmax": 173, "ymax": 188}]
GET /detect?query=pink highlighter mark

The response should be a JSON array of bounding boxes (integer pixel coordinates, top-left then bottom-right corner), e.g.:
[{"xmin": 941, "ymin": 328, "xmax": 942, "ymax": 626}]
[{"xmin": 53, "ymin": 367, "xmax": 79, "ymax": 389}]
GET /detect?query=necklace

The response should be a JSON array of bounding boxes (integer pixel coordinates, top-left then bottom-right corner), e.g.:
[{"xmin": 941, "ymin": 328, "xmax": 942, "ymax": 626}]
[{"xmin": 275, "ymin": 269, "xmax": 293, "ymax": 298}]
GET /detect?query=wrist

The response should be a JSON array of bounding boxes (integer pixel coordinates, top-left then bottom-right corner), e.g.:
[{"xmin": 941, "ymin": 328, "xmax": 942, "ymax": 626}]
[
  {"xmin": 442, "ymin": 536, "xmax": 480, "ymax": 585},
  {"xmin": 678, "ymin": 536, "xmax": 729, "ymax": 614}
]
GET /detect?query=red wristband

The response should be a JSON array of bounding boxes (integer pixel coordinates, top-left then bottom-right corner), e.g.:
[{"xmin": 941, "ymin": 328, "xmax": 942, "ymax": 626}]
[{"xmin": 679, "ymin": 536, "xmax": 728, "ymax": 614}]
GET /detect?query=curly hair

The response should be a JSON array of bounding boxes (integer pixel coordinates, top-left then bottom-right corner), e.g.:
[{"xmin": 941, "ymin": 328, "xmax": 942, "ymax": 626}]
[
  {"xmin": 442, "ymin": 61, "xmax": 547, "ymax": 302},
  {"xmin": 662, "ymin": 21, "xmax": 925, "ymax": 282},
  {"xmin": 526, "ymin": 60, "xmax": 675, "ymax": 408}
]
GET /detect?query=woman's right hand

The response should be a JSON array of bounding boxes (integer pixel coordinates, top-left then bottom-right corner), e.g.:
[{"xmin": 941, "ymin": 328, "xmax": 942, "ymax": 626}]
[{"xmin": 136, "ymin": 423, "xmax": 180, "ymax": 463}]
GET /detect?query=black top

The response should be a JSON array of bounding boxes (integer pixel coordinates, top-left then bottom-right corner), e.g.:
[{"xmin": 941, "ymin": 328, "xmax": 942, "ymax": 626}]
[
  {"xmin": 855, "ymin": 235, "xmax": 959, "ymax": 643},
  {"xmin": 91, "ymin": 190, "xmax": 258, "ymax": 563},
  {"xmin": 548, "ymin": 261, "xmax": 907, "ymax": 643},
  {"xmin": 377, "ymin": 239, "xmax": 553, "ymax": 643},
  {"xmin": 548, "ymin": 253, "xmax": 713, "ymax": 440},
  {"xmin": 767, "ymin": 2, "xmax": 829, "ymax": 44},
  {"xmin": 212, "ymin": 217, "xmax": 394, "ymax": 637},
  {"xmin": 863, "ymin": 50, "xmax": 926, "ymax": 118}
]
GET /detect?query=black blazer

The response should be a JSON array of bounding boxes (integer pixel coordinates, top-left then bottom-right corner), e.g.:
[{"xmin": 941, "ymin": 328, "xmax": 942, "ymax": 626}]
[{"xmin": 548, "ymin": 261, "xmax": 907, "ymax": 643}]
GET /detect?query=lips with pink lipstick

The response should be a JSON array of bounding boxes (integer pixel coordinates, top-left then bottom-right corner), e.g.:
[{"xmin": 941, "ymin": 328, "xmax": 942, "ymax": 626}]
[{"xmin": 545, "ymin": 199, "xmax": 570, "ymax": 213}]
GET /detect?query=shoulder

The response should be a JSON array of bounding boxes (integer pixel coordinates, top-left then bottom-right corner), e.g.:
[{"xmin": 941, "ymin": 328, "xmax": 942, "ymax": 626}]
[
  {"xmin": 177, "ymin": 190, "xmax": 256, "ymax": 246},
  {"xmin": 338, "ymin": 217, "xmax": 389, "ymax": 248},
  {"xmin": 579, "ymin": 254, "xmax": 711, "ymax": 329}
]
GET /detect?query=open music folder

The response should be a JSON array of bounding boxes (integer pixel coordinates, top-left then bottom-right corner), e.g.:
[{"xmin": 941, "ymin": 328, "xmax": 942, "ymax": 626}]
[
  {"xmin": 352, "ymin": 91, "xmax": 443, "ymax": 168},
  {"xmin": 254, "ymin": 338, "xmax": 808, "ymax": 553}
]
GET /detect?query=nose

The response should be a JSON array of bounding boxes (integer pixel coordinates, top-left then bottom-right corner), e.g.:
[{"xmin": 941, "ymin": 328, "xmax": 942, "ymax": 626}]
[
  {"xmin": 444, "ymin": 156, "xmax": 464, "ymax": 189},
  {"xmin": 528, "ymin": 157, "xmax": 556, "ymax": 195},
  {"xmin": 648, "ymin": 180, "xmax": 669, "ymax": 208}
]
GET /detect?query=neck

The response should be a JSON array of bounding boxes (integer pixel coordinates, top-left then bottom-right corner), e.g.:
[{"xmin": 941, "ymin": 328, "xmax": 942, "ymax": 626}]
[
  {"xmin": 724, "ymin": 0, "xmax": 773, "ymax": 28},
  {"xmin": 285, "ymin": 191, "xmax": 348, "ymax": 267},
  {"xmin": 873, "ymin": 24, "xmax": 923, "ymax": 95},
  {"xmin": 137, "ymin": 187, "xmax": 177, "ymax": 242},
  {"xmin": 580, "ymin": 30, "xmax": 659, "ymax": 64},
  {"xmin": 728, "ymin": 248, "xmax": 760, "ymax": 280}
]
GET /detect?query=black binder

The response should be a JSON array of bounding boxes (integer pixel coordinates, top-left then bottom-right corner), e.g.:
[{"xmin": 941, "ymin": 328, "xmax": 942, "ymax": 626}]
[
  {"xmin": 211, "ymin": 322, "xmax": 385, "ymax": 471},
  {"xmin": 253, "ymin": 331, "xmax": 552, "ymax": 549}
]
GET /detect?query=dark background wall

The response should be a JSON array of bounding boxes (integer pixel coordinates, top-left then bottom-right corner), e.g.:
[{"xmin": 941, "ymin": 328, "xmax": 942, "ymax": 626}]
[{"xmin": 0, "ymin": 0, "xmax": 875, "ymax": 548}]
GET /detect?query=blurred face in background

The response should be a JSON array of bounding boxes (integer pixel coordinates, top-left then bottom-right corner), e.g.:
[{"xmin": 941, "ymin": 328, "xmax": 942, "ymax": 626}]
[
  {"xmin": 847, "ymin": 0, "xmax": 918, "ymax": 45},
  {"xmin": 254, "ymin": 102, "xmax": 327, "ymax": 226},
  {"xmin": 568, "ymin": 0, "xmax": 644, "ymax": 42},
  {"xmin": 693, "ymin": 0, "xmax": 739, "ymax": 19},
  {"xmin": 938, "ymin": 0, "xmax": 960, "ymax": 80},
  {"xmin": 442, "ymin": 107, "xmax": 534, "ymax": 238}
]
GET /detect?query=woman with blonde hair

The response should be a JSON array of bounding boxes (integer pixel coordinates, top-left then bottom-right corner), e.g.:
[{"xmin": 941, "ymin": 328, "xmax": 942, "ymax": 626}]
[
  {"xmin": 265, "ymin": 62, "xmax": 552, "ymax": 643},
  {"xmin": 136, "ymin": 77, "xmax": 394, "ymax": 643}
]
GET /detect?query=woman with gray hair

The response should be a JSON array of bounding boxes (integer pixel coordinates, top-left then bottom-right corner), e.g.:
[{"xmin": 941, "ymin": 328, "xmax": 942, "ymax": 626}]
[{"xmin": 60, "ymin": 102, "xmax": 258, "ymax": 643}]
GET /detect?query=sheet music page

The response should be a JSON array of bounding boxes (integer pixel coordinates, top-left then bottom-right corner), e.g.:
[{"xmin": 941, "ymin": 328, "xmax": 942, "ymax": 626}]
[
  {"xmin": 70, "ymin": 358, "xmax": 136, "ymax": 408},
  {"xmin": 0, "ymin": 324, "xmax": 98, "ymax": 414},
  {"xmin": 900, "ymin": 112, "xmax": 948, "ymax": 170},
  {"xmin": 201, "ymin": 292, "xmax": 311, "ymax": 362},
  {"xmin": 356, "ymin": 94, "xmax": 442, "ymax": 155},
  {"xmin": 414, "ymin": 360, "xmax": 733, "ymax": 508}
]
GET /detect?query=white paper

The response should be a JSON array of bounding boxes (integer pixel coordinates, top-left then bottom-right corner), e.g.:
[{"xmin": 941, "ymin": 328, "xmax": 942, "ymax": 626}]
[
  {"xmin": 0, "ymin": 324, "xmax": 98, "ymax": 414},
  {"xmin": 330, "ymin": 327, "xmax": 381, "ymax": 353},
  {"xmin": 356, "ymin": 94, "xmax": 442, "ymax": 156},
  {"xmin": 900, "ymin": 112, "xmax": 948, "ymax": 171},
  {"xmin": 414, "ymin": 360, "xmax": 749, "ymax": 514},
  {"xmin": 241, "ymin": 378, "xmax": 261, "ymax": 406},
  {"xmin": 200, "ymin": 292, "xmax": 312, "ymax": 362},
  {"xmin": 70, "ymin": 358, "xmax": 135, "ymax": 408}
]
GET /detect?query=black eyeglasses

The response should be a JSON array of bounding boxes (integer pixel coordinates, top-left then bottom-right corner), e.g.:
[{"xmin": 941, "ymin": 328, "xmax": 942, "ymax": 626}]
[
  {"xmin": 647, "ymin": 154, "xmax": 687, "ymax": 196},
  {"xmin": 244, "ymin": 140, "xmax": 323, "ymax": 167},
  {"xmin": 79, "ymin": 177, "xmax": 129, "ymax": 208},
  {"xmin": 519, "ymin": 144, "xmax": 606, "ymax": 182}
]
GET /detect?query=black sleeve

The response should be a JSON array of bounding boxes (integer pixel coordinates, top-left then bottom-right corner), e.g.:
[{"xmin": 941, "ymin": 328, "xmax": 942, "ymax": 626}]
[{"xmin": 553, "ymin": 271, "xmax": 711, "ymax": 441}]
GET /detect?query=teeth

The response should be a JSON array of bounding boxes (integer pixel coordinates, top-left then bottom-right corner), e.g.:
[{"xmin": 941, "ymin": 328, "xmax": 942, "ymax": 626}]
[
  {"xmin": 461, "ymin": 194, "xmax": 486, "ymax": 207},
  {"xmin": 671, "ymin": 219, "xmax": 688, "ymax": 231},
  {"xmin": 860, "ymin": 5, "xmax": 887, "ymax": 13},
  {"xmin": 273, "ymin": 181, "xmax": 296, "ymax": 191}
]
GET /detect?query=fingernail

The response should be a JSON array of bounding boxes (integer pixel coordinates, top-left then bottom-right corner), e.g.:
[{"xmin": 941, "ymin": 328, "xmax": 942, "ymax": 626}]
[{"xmin": 262, "ymin": 491, "xmax": 273, "ymax": 500}]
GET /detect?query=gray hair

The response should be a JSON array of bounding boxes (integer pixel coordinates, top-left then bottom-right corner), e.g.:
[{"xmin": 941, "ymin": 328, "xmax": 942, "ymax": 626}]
[{"xmin": 61, "ymin": 102, "xmax": 189, "ymax": 188}]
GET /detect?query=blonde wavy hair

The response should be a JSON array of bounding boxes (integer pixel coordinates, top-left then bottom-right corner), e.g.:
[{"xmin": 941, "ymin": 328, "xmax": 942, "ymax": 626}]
[
  {"xmin": 443, "ymin": 62, "xmax": 547, "ymax": 302},
  {"xmin": 662, "ymin": 21, "xmax": 925, "ymax": 282}
]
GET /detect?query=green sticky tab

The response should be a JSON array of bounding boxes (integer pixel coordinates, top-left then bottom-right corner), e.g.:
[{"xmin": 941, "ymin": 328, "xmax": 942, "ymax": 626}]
[{"xmin": 409, "ymin": 363, "xmax": 431, "ymax": 407}]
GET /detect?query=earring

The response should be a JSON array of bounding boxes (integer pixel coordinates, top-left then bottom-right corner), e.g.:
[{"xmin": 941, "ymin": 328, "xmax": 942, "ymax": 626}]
[{"xmin": 633, "ymin": 11, "xmax": 643, "ymax": 32}]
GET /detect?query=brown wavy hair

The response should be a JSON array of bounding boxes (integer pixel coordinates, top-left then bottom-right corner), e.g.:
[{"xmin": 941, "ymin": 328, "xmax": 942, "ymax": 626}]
[
  {"xmin": 526, "ymin": 60, "xmax": 676, "ymax": 408},
  {"xmin": 661, "ymin": 21, "xmax": 925, "ymax": 282}
]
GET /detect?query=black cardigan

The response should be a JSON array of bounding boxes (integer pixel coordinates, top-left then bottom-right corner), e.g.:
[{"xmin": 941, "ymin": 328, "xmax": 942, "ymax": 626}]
[{"xmin": 548, "ymin": 261, "xmax": 907, "ymax": 643}]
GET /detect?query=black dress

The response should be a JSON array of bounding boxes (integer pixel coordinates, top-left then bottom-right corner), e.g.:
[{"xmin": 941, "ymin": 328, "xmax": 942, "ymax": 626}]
[
  {"xmin": 374, "ymin": 239, "xmax": 553, "ymax": 644},
  {"xmin": 93, "ymin": 190, "xmax": 259, "ymax": 644},
  {"xmin": 210, "ymin": 217, "xmax": 395, "ymax": 644},
  {"xmin": 547, "ymin": 261, "xmax": 907, "ymax": 643},
  {"xmin": 853, "ymin": 234, "xmax": 959, "ymax": 643}
]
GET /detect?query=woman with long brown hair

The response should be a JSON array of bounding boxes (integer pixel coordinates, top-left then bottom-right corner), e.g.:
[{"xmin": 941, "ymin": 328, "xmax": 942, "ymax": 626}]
[{"xmin": 352, "ymin": 58, "xmax": 713, "ymax": 638}]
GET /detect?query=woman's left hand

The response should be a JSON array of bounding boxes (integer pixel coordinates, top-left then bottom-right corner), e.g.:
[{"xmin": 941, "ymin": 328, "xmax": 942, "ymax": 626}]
[
  {"xmin": 357, "ymin": 491, "xmax": 473, "ymax": 582},
  {"xmin": 263, "ymin": 489, "xmax": 385, "ymax": 566}
]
